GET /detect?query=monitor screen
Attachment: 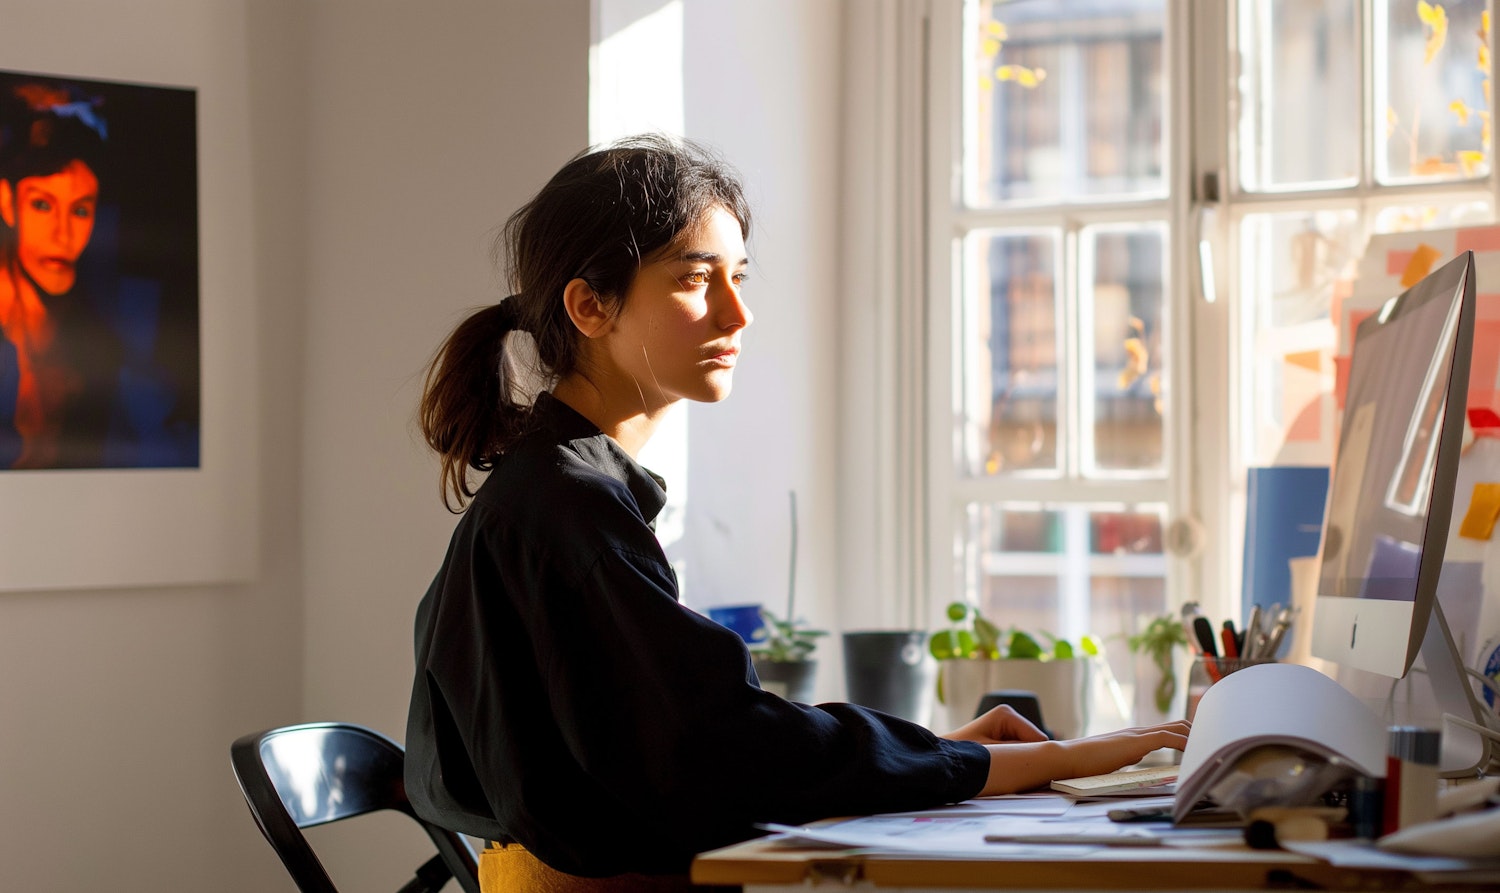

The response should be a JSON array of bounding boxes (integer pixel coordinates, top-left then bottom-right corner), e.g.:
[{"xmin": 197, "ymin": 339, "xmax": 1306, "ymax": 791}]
[{"xmin": 1311, "ymin": 250, "xmax": 1475, "ymax": 678}]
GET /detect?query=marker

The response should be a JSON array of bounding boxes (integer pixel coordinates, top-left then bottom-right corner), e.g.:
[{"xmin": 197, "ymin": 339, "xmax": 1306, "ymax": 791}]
[
  {"xmin": 1221, "ymin": 622, "xmax": 1239, "ymax": 658},
  {"xmin": 1193, "ymin": 616, "xmax": 1219, "ymax": 657}
]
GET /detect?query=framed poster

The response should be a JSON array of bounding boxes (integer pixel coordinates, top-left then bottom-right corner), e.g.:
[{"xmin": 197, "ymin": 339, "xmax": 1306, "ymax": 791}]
[
  {"xmin": 0, "ymin": 71, "xmax": 198, "ymax": 469},
  {"xmin": 0, "ymin": 66, "xmax": 256, "ymax": 591}
]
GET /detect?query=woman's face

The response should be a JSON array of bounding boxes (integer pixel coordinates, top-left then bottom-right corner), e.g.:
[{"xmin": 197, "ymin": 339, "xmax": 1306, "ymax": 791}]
[
  {"xmin": 4, "ymin": 159, "xmax": 99, "ymax": 296},
  {"xmin": 602, "ymin": 205, "xmax": 753, "ymax": 408}
]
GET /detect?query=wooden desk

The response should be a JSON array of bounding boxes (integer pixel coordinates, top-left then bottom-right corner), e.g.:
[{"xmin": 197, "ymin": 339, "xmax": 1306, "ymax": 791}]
[{"xmin": 690, "ymin": 834, "xmax": 1430, "ymax": 891}]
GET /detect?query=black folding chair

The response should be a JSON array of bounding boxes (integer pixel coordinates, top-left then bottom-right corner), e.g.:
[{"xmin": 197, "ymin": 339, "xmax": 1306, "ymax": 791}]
[{"xmin": 230, "ymin": 722, "xmax": 480, "ymax": 893}]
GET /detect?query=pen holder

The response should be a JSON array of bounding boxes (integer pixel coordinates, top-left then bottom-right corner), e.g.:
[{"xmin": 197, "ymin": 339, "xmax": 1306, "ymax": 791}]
[{"xmin": 1185, "ymin": 657, "xmax": 1276, "ymax": 722}]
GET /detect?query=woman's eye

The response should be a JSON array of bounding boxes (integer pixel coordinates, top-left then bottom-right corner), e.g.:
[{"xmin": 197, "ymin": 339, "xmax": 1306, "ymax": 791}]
[
  {"xmin": 29, "ymin": 198, "xmax": 51, "ymax": 213},
  {"xmin": 71, "ymin": 204, "xmax": 93, "ymax": 220},
  {"xmin": 682, "ymin": 270, "xmax": 710, "ymax": 286},
  {"xmin": 733, "ymin": 272, "xmax": 749, "ymax": 286}
]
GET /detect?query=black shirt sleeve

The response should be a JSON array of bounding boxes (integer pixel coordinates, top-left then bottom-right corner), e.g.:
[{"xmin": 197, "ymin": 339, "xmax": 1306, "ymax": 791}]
[{"xmin": 406, "ymin": 441, "xmax": 989, "ymax": 877}]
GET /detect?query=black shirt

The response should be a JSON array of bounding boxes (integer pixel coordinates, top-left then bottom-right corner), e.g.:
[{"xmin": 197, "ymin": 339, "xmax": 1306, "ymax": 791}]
[{"xmin": 405, "ymin": 393, "xmax": 989, "ymax": 877}]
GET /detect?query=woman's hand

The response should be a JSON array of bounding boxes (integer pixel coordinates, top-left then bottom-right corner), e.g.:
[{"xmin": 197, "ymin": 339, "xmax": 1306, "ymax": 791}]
[
  {"xmin": 974, "ymin": 720, "xmax": 1192, "ymax": 797},
  {"xmin": 941, "ymin": 704, "xmax": 1049, "ymax": 745}
]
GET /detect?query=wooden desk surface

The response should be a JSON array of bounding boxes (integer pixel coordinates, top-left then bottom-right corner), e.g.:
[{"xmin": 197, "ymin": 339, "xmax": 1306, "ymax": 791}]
[{"xmin": 689, "ymin": 835, "xmax": 1424, "ymax": 890}]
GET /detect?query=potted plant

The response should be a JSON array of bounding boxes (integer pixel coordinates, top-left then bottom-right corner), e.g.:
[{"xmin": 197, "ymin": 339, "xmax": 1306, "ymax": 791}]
[
  {"xmin": 1126, "ymin": 611, "xmax": 1190, "ymax": 724},
  {"xmin": 929, "ymin": 601, "xmax": 1103, "ymax": 738},
  {"xmin": 750, "ymin": 492, "xmax": 827, "ymax": 702}
]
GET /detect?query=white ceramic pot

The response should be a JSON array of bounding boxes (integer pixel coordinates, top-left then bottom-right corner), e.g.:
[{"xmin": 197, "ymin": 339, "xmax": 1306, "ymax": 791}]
[{"xmin": 936, "ymin": 658, "xmax": 1092, "ymax": 739}]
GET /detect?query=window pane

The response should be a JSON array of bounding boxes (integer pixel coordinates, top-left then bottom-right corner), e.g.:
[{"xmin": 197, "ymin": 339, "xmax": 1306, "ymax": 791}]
[
  {"xmin": 1238, "ymin": 0, "xmax": 1359, "ymax": 191},
  {"xmin": 963, "ymin": 231, "xmax": 1061, "ymax": 476},
  {"xmin": 1083, "ymin": 224, "xmax": 1167, "ymax": 473},
  {"xmin": 962, "ymin": 503, "xmax": 1168, "ymax": 722},
  {"xmin": 1238, "ymin": 210, "xmax": 1362, "ymax": 466},
  {"xmin": 969, "ymin": 0, "xmax": 1166, "ymax": 204},
  {"xmin": 1376, "ymin": 0, "xmax": 1492, "ymax": 183},
  {"xmin": 1373, "ymin": 199, "xmax": 1494, "ymax": 232}
]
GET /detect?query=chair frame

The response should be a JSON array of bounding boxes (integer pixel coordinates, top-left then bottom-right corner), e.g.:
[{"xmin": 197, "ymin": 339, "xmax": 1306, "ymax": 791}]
[{"xmin": 230, "ymin": 721, "xmax": 480, "ymax": 893}]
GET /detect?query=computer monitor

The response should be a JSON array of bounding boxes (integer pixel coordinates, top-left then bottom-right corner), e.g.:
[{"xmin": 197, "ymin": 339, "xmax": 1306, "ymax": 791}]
[{"xmin": 1310, "ymin": 249, "xmax": 1494, "ymax": 775}]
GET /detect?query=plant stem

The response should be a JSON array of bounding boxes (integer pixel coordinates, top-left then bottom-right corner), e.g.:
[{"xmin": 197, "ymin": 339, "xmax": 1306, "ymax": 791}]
[{"xmin": 787, "ymin": 490, "xmax": 798, "ymax": 621}]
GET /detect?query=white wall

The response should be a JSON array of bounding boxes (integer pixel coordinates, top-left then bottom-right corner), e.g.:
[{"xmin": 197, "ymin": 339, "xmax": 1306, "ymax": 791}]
[
  {"xmin": 295, "ymin": 1, "xmax": 591, "ymax": 887},
  {"xmin": 677, "ymin": 0, "xmax": 846, "ymax": 700},
  {"xmin": 0, "ymin": 1, "xmax": 846, "ymax": 889},
  {"xmin": 0, "ymin": 1, "xmax": 301, "ymax": 890}
]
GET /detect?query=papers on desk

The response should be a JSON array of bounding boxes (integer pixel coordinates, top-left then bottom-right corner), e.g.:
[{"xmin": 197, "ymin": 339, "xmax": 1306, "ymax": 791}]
[
  {"xmin": 1282, "ymin": 840, "xmax": 1500, "ymax": 886},
  {"xmin": 756, "ymin": 794, "xmax": 1244, "ymax": 859},
  {"xmin": 754, "ymin": 797, "xmax": 1500, "ymax": 883}
]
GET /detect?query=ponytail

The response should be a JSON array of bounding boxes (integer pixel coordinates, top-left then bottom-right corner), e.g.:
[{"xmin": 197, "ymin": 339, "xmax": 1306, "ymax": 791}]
[{"xmin": 419, "ymin": 297, "xmax": 532, "ymax": 510}]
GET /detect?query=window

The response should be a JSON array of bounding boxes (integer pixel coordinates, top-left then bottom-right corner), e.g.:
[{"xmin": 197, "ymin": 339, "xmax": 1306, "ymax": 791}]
[{"xmin": 923, "ymin": 0, "xmax": 1494, "ymax": 723}]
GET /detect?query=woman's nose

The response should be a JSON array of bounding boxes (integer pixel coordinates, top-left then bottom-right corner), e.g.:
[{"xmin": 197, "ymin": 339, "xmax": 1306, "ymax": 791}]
[{"xmin": 716, "ymin": 280, "xmax": 752, "ymax": 330}]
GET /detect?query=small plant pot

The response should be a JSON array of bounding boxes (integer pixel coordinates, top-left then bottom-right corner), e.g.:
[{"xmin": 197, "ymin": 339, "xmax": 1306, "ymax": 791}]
[
  {"xmin": 842, "ymin": 630, "xmax": 937, "ymax": 726},
  {"xmin": 752, "ymin": 655, "xmax": 817, "ymax": 703}
]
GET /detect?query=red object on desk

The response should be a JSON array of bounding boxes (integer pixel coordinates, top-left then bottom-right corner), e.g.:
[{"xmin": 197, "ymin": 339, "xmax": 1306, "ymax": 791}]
[{"xmin": 1221, "ymin": 626, "xmax": 1239, "ymax": 658}]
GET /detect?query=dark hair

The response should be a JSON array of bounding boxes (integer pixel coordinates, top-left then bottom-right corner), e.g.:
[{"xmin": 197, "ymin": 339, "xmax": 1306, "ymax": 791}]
[
  {"xmin": 0, "ymin": 82, "xmax": 108, "ymax": 186},
  {"xmin": 419, "ymin": 134, "xmax": 752, "ymax": 509}
]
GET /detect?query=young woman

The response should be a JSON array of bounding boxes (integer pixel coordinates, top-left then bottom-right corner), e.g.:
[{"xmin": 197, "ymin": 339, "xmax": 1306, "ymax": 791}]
[{"xmin": 406, "ymin": 134, "xmax": 1190, "ymax": 888}]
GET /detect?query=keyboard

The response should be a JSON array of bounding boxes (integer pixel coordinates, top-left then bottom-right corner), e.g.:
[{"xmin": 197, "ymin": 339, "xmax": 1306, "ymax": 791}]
[{"xmin": 1050, "ymin": 764, "xmax": 1179, "ymax": 796}]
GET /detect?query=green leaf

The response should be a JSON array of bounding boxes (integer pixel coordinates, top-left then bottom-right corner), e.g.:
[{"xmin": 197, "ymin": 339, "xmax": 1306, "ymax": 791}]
[
  {"xmin": 929, "ymin": 629, "xmax": 965, "ymax": 660},
  {"xmin": 1006, "ymin": 630, "xmax": 1043, "ymax": 660},
  {"xmin": 946, "ymin": 601, "xmax": 973, "ymax": 623},
  {"xmin": 1052, "ymin": 639, "xmax": 1074, "ymax": 660},
  {"xmin": 973, "ymin": 615, "xmax": 1002, "ymax": 654},
  {"xmin": 1080, "ymin": 634, "xmax": 1103, "ymax": 657}
]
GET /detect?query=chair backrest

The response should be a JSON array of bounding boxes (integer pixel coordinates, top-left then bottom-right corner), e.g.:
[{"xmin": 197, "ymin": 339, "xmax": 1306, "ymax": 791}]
[{"xmin": 230, "ymin": 722, "xmax": 480, "ymax": 893}]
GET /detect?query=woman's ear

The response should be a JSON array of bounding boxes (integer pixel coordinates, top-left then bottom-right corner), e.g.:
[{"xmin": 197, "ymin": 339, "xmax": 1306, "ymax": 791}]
[
  {"xmin": 0, "ymin": 180, "xmax": 13, "ymax": 229},
  {"xmin": 562, "ymin": 278, "xmax": 613, "ymax": 338}
]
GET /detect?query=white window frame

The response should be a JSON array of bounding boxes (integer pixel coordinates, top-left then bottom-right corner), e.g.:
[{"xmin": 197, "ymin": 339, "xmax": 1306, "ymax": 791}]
[{"xmin": 918, "ymin": 0, "xmax": 1204, "ymax": 634}]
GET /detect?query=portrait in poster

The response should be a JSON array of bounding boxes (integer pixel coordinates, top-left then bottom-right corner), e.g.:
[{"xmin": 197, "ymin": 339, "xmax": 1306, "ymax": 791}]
[{"xmin": 0, "ymin": 69, "xmax": 198, "ymax": 470}]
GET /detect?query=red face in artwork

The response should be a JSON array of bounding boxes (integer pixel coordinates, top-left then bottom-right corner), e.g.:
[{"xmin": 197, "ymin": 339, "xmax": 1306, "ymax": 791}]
[{"xmin": 3, "ymin": 159, "xmax": 99, "ymax": 296}]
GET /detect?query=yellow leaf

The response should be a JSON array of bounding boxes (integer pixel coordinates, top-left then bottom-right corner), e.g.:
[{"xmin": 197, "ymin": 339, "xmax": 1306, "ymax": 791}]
[
  {"xmin": 996, "ymin": 65, "xmax": 1015, "ymax": 81},
  {"xmin": 1484, "ymin": 10, "xmax": 1491, "ymax": 39},
  {"xmin": 1452, "ymin": 98, "xmax": 1471, "ymax": 124},
  {"xmin": 981, "ymin": 37, "xmax": 1000, "ymax": 57},
  {"xmin": 978, "ymin": 75, "xmax": 993, "ymax": 92},
  {"xmin": 1418, "ymin": 1, "xmax": 1436, "ymax": 23},
  {"xmin": 1016, "ymin": 68, "xmax": 1040, "ymax": 88},
  {"xmin": 984, "ymin": 20, "xmax": 1008, "ymax": 40},
  {"xmin": 1480, "ymin": 43, "xmax": 1491, "ymax": 72},
  {"xmin": 1458, "ymin": 150, "xmax": 1486, "ymax": 176},
  {"xmin": 1423, "ymin": 4, "xmax": 1449, "ymax": 65}
]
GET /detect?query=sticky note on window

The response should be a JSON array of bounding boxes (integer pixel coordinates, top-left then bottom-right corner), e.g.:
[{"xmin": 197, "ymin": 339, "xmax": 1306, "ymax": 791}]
[{"xmin": 1459, "ymin": 483, "xmax": 1500, "ymax": 540}]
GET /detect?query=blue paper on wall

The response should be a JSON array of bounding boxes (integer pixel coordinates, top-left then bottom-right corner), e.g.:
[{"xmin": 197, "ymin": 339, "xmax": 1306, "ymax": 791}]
[{"xmin": 1243, "ymin": 466, "xmax": 1329, "ymax": 647}]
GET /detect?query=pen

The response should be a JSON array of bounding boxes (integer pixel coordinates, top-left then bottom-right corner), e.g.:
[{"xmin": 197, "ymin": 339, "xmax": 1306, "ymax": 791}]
[
  {"xmin": 1244, "ymin": 605, "xmax": 1263, "ymax": 658},
  {"xmin": 1221, "ymin": 621, "xmax": 1239, "ymax": 658},
  {"xmin": 984, "ymin": 833, "xmax": 1164, "ymax": 847}
]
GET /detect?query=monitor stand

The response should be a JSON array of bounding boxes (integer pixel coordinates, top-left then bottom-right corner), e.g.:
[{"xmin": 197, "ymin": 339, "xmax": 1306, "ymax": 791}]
[{"xmin": 1420, "ymin": 599, "xmax": 1498, "ymax": 777}]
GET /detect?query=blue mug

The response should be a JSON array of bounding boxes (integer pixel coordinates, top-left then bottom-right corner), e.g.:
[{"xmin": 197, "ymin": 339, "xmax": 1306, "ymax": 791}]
[{"xmin": 707, "ymin": 603, "xmax": 766, "ymax": 644}]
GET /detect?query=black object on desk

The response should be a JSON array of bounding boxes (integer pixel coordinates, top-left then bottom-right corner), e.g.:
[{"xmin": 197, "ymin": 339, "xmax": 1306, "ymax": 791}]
[{"xmin": 975, "ymin": 690, "xmax": 1053, "ymax": 739}]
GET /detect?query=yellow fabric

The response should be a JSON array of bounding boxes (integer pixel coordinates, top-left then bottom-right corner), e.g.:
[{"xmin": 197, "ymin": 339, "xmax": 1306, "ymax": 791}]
[{"xmin": 479, "ymin": 843, "xmax": 733, "ymax": 893}]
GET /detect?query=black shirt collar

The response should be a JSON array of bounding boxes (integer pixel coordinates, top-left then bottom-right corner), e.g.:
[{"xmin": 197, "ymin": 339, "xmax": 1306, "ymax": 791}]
[{"xmin": 533, "ymin": 392, "xmax": 668, "ymax": 526}]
